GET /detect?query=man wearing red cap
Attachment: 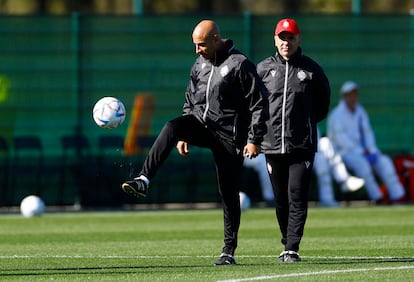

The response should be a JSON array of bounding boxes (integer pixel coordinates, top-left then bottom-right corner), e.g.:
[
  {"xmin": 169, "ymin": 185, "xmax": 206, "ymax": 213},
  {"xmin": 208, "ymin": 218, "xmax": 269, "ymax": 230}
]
[{"xmin": 257, "ymin": 18, "xmax": 331, "ymax": 262}]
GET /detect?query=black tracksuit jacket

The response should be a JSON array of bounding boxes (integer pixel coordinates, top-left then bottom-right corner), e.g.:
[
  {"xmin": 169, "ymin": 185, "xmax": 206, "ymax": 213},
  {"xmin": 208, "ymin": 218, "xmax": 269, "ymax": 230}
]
[
  {"xmin": 257, "ymin": 48, "xmax": 330, "ymax": 154},
  {"xmin": 183, "ymin": 39, "xmax": 269, "ymax": 149}
]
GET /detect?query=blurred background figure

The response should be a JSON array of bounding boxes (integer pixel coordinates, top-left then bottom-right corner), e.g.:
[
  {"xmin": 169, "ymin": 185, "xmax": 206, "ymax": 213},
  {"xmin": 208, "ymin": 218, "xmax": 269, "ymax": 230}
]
[
  {"xmin": 314, "ymin": 129, "xmax": 364, "ymax": 207},
  {"xmin": 328, "ymin": 81, "xmax": 406, "ymax": 204},
  {"xmin": 243, "ymin": 154, "xmax": 274, "ymax": 207}
]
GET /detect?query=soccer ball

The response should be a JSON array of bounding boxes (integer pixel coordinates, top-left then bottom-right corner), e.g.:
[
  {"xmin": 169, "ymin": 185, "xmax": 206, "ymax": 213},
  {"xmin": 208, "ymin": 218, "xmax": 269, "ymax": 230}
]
[
  {"xmin": 92, "ymin": 97, "xmax": 126, "ymax": 129},
  {"xmin": 239, "ymin": 192, "xmax": 251, "ymax": 211},
  {"xmin": 20, "ymin": 195, "xmax": 45, "ymax": 218}
]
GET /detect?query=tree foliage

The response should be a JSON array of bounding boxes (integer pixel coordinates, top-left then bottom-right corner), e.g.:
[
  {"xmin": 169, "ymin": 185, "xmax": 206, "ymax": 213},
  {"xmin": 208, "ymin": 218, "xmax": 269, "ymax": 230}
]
[{"xmin": 0, "ymin": 0, "xmax": 413, "ymax": 15}]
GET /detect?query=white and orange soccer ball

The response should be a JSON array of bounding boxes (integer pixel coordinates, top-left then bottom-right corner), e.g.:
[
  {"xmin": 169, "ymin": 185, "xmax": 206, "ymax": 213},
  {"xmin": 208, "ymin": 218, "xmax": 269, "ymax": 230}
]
[{"xmin": 92, "ymin": 97, "xmax": 126, "ymax": 129}]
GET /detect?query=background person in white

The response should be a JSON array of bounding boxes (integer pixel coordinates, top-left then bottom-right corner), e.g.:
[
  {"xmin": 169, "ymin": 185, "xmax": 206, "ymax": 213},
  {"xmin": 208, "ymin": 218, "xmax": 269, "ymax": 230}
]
[
  {"xmin": 243, "ymin": 154, "xmax": 274, "ymax": 206},
  {"xmin": 314, "ymin": 128, "xmax": 364, "ymax": 207},
  {"xmin": 327, "ymin": 81, "xmax": 405, "ymax": 203}
]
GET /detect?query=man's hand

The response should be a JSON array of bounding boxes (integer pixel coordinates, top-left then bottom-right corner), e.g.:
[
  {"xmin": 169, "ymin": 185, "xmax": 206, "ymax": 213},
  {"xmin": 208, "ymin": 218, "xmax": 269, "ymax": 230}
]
[
  {"xmin": 176, "ymin": 141, "xmax": 189, "ymax": 157},
  {"xmin": 243, "ymin": 143, "xmax": 261, "ymax": 159}
]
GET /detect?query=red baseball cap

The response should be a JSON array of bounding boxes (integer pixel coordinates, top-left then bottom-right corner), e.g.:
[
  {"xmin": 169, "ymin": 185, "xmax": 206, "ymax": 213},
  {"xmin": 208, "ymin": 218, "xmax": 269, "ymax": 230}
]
[{"xmin": 275, "ymin": 19, "xmax": 301, "ymax": 35}]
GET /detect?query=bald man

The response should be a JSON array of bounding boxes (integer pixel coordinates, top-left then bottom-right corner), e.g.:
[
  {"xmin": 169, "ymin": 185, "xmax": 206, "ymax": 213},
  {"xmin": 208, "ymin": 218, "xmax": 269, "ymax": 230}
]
[{"xmin": 122, "ymin": 19, "xmax": 269, "ymax": 265}]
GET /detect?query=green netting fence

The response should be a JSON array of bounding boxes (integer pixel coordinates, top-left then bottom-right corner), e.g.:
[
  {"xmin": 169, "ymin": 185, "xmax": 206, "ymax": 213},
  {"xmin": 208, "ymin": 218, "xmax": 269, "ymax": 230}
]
[{"xmin": 0, "ymin": 14, "xmax": 413, "ymax": 206}]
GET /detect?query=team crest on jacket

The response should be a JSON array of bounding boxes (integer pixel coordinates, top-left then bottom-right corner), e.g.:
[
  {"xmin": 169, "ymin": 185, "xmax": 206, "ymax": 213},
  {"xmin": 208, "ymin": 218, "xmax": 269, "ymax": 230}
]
[
  {"xmin": 271, "ymin": 70, "xmax": 276, "ymax": 77},
  {"xmin": 297, "ymin": 70, "xmax": 307, "ymax": 81},
  {"xmin": 201, "ymin": 62, "xmax": 206, "ymax": 69},
  {"xmin": 220, "ymin": 65, "xmax": 229, "ymax": 77}
]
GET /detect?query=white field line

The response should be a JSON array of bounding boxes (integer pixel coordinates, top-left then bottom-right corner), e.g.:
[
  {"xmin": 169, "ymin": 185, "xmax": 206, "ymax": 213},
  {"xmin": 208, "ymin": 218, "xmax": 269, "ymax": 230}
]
[
  {"xmin": 217, "ymin": 265, "xmax": 414, "ymax": 282},
  {"xmin": 0, "ymin": 255, "xmax": 413, "ymax": 260},
  {"xmin": 2, "ymin": 254, "xmax": 413, "ymax": 281}
]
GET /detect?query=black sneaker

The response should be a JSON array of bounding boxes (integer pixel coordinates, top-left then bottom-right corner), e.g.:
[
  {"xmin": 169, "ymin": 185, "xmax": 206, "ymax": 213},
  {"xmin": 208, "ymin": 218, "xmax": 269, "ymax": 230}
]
[
  {"xmin": 213, "ymin": 253, "xmax": 236, "ymax": 266},
  {"xmin": 121, "ymin": 178, "xmax": 148, "ymax": 198},
  {"xmin": 278, "ymin": 250, "xmax": 301, "ymax": 263}
]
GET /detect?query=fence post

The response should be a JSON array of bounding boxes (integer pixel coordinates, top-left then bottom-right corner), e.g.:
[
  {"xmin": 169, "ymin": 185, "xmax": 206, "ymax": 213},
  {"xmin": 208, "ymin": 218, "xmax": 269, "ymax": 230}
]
[
  {"xmin": 133, "ymin": 0, "xmax": 143, "ymax": 15},
  {"xmin": 71, "ymin": 12, "xmax": 82, "ymax": 138},
  {"xmin": 352, "ymin": 0, "xmax": 361, "ymax": 14},
  {"xmin": 411, "ymin": 10, "xmax": 414, "ymax": 152},
  {"xmin": 243, "ymin": 11, "xmax": 252, "ymax": 58}
]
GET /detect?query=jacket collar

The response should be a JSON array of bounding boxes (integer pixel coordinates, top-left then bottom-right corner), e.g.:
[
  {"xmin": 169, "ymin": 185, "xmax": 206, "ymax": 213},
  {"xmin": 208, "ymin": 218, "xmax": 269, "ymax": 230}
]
[
  {"xmin": 275, "ymin": 47, "xmax": 303, "ymax": 64},
  {"xmin": 213, "ymin": 39, "xmax": 234, "ymax": 65}
]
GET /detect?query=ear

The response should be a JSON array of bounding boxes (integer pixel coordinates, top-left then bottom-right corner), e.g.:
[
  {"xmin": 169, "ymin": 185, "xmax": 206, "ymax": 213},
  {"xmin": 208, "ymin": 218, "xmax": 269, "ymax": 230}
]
[
  {"xmin": 297, "ymin": 34, "xmax": 302, "ymax": 45},
  {"xmin": 273, "ymin": 35, "xmax": 278, "ymax": 46},
  {"xmin": 213, "ymin": 34, "xmax": 221, "ymax": 43}
]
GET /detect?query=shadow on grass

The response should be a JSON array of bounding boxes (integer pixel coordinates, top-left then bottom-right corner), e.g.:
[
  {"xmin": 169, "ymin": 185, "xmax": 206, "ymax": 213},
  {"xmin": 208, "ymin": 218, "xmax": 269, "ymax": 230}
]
[
  {"xmin": 2, "ymin": 257, "xmax": 414, "ymax": 276},
  {"xmin": 1, "ymin": 263, "xmax": 239, "ymax": 277},
  {"xmin": 302, "ymin": 256, "xmax": 414, "ymax": 265}
]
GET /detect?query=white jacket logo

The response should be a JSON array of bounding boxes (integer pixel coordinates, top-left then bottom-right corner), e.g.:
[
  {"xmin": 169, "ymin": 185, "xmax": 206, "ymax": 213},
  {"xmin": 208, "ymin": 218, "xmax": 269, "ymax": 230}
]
[
  {"xmin": 271, "ymin": 70, "xmax": 276, "ymax": 77},
  {"xmin": 220, "ymin": 65, "xmax": 229, "ymax": 77},
  {"xmin": 267, "ymin": 162, "xmax": 273, "ymax": 175},
  {"xmin": 297, "ymin": 70, "xmax": 307, "ymax": 81}
]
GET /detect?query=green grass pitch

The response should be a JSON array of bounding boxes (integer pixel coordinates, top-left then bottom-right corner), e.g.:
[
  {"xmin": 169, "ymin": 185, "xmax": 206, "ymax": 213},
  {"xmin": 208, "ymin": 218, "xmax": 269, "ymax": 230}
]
[{"xmin": 1, "ymin": 205, "xmax": 413, "ymax": 281}]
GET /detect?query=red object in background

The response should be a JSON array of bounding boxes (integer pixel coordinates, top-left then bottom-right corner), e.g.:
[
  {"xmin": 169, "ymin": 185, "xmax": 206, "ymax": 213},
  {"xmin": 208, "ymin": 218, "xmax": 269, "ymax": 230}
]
[{"xmin": 393, "ymin": 155, "xmax": 414, "ymax": 202}]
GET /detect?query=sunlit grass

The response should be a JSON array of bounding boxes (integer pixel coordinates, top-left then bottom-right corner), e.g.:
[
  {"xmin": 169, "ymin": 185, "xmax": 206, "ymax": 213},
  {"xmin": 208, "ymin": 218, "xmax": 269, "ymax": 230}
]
[{"xmin": 0, "ymin": 205, "xmax": 413, "ymax": 281}]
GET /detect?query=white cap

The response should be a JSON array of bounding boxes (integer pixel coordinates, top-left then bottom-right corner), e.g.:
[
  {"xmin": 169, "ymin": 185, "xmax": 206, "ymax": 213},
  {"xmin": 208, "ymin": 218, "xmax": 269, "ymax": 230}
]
[{"xmin": 340, "ymin": 81, "xmax": 358, "ymax": 95}]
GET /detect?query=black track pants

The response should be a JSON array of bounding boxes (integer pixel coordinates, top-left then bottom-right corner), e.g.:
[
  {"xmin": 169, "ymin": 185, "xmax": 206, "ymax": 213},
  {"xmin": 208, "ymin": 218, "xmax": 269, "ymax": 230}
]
[
  {"xmin": 265, "ymin": 152, "xmax": 314, "ymax": 252},
  {"xmin": 139, "ymin": 115, "xmax": 243, "ymax": 255}
]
